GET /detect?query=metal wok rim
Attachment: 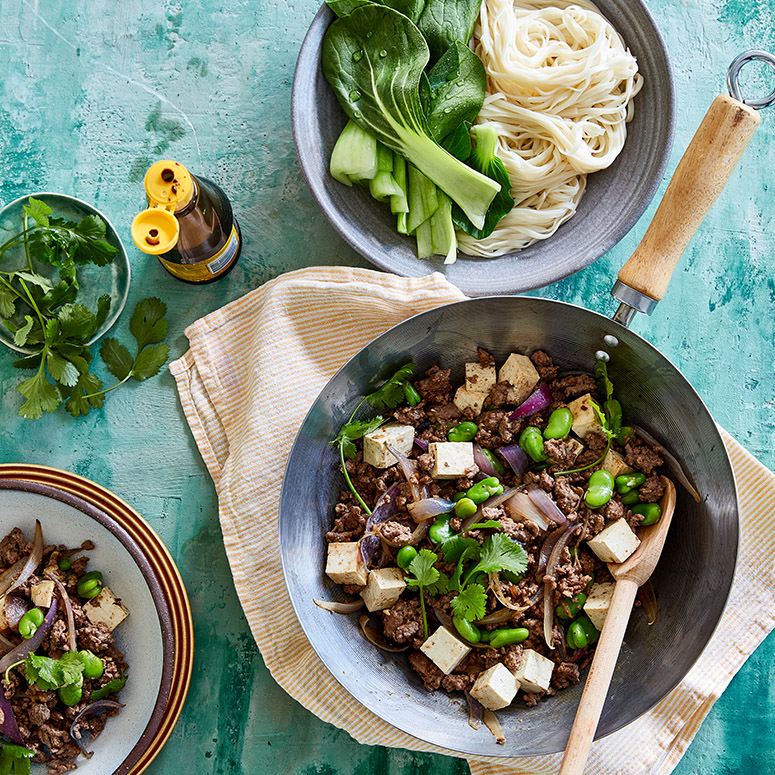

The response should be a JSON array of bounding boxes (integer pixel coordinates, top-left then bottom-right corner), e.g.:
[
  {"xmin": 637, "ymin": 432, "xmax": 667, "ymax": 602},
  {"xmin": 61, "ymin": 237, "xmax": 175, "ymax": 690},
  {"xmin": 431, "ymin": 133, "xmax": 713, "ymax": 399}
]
[{"xmin": 279, "ymin": 295, "xmax": 739, "ymax": 756}]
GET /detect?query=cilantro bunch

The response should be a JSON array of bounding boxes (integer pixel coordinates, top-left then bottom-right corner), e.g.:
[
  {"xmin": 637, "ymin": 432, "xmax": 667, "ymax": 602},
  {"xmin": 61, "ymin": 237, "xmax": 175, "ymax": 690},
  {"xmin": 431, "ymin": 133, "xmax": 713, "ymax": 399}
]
[
  {"xmin": 0, "ymin": 743, "xmax": 33, "ymax": 775},
  {"xmin": 0, "ymin": 198, "xmax": 169, "ymax": 419},
  {"xmin": 330, "ymin": 363, "xmax": 420, "ymax": 513}
]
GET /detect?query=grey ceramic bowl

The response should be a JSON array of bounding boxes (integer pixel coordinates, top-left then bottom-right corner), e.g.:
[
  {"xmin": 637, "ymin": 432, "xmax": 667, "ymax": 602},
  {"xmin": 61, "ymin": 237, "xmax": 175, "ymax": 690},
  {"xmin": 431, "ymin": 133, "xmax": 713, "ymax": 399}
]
[
  {"xmin": 0, "ymin": 193, "xmax": 130, "ymax": 354},
  {"xmin": 292, "ymin": 1, "xmax": 675, "ymax": 296},
  {"xmin": 279, "ymin": 296, "xmax": 737, "ymax": 757}
]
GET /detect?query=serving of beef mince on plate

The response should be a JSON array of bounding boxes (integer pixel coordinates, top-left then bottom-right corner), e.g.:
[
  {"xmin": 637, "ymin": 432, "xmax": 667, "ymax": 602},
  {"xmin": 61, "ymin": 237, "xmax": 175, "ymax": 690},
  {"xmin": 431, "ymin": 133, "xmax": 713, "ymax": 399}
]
[
  {"xmin": 0, "ymin": 523, "xmax": 129, "ymax": 773},
  {"xmin": 322, "ymin": 349, "xmax": 675, "ymax": 734}
]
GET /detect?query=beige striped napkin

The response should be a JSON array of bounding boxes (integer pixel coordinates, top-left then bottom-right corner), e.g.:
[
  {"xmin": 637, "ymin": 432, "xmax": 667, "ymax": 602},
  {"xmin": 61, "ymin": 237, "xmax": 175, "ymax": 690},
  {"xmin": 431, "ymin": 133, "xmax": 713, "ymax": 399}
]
[{"xmin": 169, "ymin": 266, "xmax": 775, "ymax": 775}]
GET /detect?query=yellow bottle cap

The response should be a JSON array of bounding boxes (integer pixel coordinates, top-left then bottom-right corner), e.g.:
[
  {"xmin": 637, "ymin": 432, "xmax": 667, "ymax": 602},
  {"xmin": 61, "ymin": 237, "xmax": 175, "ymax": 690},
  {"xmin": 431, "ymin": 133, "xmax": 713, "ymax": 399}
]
[
  {"xmin": 143, "ymin": 160, "xmax": 195, "ymax": 209},
  {"xmin": 131, "ymin": 208, "xmax": 180, "ymax": 255}
]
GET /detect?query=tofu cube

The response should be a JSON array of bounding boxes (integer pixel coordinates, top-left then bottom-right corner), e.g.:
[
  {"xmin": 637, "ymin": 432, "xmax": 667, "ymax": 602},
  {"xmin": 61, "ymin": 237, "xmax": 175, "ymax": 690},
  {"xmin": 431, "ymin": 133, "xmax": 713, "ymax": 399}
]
[
  {"xmin": 583, "ymin": 582, "xmax": 616, "ymax": 632},
  {"xmin": 83, "ymin": 587, "xmax": 129, "ymax": 632},
  {"xmin": 497, "ymin": 354, "xmax": 540, "ymax": 405},
  {"xmin": 453, "ymin": 386, "xmax": 488, "ymax": 415},
  {"xmin": 512, "ymin": 648, "xmax": 555, "ymax": 693},
  {"xmin": 420, "ymin": 626, "xmax": 471, "ymax": 674},
  {"xmin": 465, "ymin": 363, "xmax": 496, "ymax": 394},
  {"xmin": 470, "ymin": 663, "xmax": 518, "ymax": 710},
  {"xmin": 601, "ymin": 448, "xmax": 635, "ymax": 479},
  {"xmin": 360, "ymin": 567, "xmax": 406, "ymax": 612},
  {"xmin": 429, "ymin": 442, "xmax": 475, "ymax": 479},
  {"xmin": 587, "ymin": 519, "xmax": 640, "ymax": 564},
  {"xmin": 325, "ymin": 542, "xmax": 368, "ymax": 586},
  {"xmin": 567, "ymin": 393, "xmax": 605, "ymax": 439},
  {"xmin": 363, "ymin": 423, "xmax": 415, "ymax": 468},
  {"xmin": 31, "ymin": 580, "xmax": 55, "ymax": 608}
]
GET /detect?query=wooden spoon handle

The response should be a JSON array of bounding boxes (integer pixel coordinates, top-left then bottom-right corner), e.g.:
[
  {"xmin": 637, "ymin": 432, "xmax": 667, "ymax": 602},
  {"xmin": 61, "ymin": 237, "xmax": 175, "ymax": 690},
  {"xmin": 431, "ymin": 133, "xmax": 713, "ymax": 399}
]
[
  {"xmin": 558, "ymin": 577, "xmax": 640, "ymax": 775},
  {"xmin": 617, "ymin": 94, "xmax": 760, "ymax": 302}
]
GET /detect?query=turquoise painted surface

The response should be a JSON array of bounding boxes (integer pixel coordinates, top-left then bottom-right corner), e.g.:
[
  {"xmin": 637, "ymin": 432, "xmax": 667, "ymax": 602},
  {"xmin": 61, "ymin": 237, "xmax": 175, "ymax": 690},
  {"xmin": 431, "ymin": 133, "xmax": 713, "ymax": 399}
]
[{"xmin": 0, "ymin": 0, "xmax": 773, "ymax": 773}]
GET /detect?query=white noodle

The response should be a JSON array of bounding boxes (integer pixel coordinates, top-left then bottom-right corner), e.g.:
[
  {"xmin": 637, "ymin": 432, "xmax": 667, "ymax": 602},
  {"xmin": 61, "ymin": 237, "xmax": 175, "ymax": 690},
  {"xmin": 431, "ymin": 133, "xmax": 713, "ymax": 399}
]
[{"xmin": 458, "ymin": 0, "xmax": 643, "ymax": 257}]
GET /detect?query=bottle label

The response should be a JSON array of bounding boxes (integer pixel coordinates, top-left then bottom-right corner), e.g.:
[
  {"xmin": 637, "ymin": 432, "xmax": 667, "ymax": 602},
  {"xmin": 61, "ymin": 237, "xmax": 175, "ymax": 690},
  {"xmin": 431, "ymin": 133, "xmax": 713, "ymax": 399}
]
[{"xmin": 158, "ymin": 225, "xmax": 241, "ymax": 282}]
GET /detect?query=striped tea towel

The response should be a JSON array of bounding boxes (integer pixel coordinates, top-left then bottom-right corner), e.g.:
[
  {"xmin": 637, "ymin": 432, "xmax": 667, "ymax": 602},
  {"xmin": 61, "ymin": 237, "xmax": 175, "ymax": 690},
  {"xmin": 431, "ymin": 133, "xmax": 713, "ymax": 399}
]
[{"xmin": 169, "ymin": 265, "xmax": 775, "ymax": 775}]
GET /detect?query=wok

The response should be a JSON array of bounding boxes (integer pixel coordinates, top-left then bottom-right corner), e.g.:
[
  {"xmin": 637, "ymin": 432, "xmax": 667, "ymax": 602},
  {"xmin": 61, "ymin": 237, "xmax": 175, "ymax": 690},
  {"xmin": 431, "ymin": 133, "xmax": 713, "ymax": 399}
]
[{"xmin": 279, "ymin": 53, "xmax": 775, "ymax": 756}]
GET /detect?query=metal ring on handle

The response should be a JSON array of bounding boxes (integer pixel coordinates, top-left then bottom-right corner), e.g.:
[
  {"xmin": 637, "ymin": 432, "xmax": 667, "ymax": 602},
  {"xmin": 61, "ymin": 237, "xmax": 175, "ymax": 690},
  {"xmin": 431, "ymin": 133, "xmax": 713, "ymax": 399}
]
[{"xmin": 727, "ymin": 50, "xmax": 775, "ymax": 109}]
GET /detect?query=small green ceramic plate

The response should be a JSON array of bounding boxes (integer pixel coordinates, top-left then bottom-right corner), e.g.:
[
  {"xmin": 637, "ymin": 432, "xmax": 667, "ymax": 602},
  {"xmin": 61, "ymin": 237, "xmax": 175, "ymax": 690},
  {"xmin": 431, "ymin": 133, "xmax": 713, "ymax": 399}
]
[{"xmin": 0, "ymin": 192, "xmax": 131, "ymax": 354}]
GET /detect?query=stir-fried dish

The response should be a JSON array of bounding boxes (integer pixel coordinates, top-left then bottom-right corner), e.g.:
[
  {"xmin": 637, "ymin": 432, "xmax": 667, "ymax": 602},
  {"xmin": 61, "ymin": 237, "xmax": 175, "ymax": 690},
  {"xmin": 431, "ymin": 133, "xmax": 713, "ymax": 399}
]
[
  {"xmin": 0, "ymin": 524, "xmax": 129, "ymax": 774},
  {"xmin": 323, "ymin": 349, "xmax": 681, "ymax": 736}
]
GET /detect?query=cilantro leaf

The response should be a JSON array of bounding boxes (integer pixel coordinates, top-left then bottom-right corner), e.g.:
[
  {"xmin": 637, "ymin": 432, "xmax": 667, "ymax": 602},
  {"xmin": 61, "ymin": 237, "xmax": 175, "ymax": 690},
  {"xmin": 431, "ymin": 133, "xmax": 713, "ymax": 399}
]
[
  {"xmin": 17, "ymin": 370, "xmax": 61, "ymax": 419},
  {"xmin": 27, "ymin": 215, "xmax": 117, "ymax": 268},
  {"xmin": 130, "ymin": 297, "xmax": 168, "ymax": 351},
  {"xmin": 440, "ymin": 535, "xmax": 479, "ymax": 564},
  {"xmin": 448, "ymin": 542, "xmax": 480, "ymax": 592},
  {"xmin": 331, "ymin": 416, "xmax": 386, "ymax": 460},
  {"xmin": 46, "ymin": 351, "xmax": 80, "ymax": 387},
  {"xmin": 25, "ymin": 653, "xmax": 63, "ymax": 691},
  {"xmin": 40, "ymin": 279, "xmax": 78, "ymax": 313},
  {"xmin": 132, "ymin": 343, "xmax": 170, "ymax": 381},
  {"xmin": 470, "ymin": 533, "xmax": 528, "ymax": 578},
  {"xmin": 59, "ymin": 651, "xmax": 87, "ymax": 685},
  {"xmin": 64, "ymin": 372, "xmax": 104, "ymax": 417},
  {"xmin": 406, "ymin": 548, "xmax": 440, "ymax": 588},
  {"xmin": 0, "ymin": 286, "xmax": 16, "ymax": 319},
  {"xmin": 94, "ymin": 293, "xmax": 112, "ymax": 331},
  {"xmin": 450, "ymin": 583, "xmax": 487, "ymax": 622},
  {"xmin": 23, "ymin": 197, "xmax": 52, "ymax": 227},
  {"xmin": 366, "ymin": 362, "xmax": 415, "ymax": 410},
  {"xmin": 57, "ymin": 303, "xmax": 96, "ymax": 343},
  {"xmin": 100, "ymin": 338, "xmax": 133, "ymax": 380},
  {"xmin": 464, "ymin": 520, "xmax": 502, "ymax": 531},
  {"xmin": 13, "ymin": 315, "xmax": 34, "ymax": 348},
  {"xmin": 91, "ymin": 674, "xmax": 127, "ymax": 700},
  {"xmin": 15, "ymin": 271, "xmax": 53, "ymax": 292},
  {"xmin": 425, "ymin": 570, "xmax": 449, "ymax": 596},
  {"xmin": 0, "ymin": 742, "xmax": 34, "ymax": 775}
]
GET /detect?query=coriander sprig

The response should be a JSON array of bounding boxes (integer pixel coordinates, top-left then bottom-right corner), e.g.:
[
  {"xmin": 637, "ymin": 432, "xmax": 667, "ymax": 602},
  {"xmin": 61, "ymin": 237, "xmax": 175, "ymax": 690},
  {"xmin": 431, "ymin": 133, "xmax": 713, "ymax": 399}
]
[{"xmin": 405, "ymin": 549, "xmax": 449, "ymax": 639}]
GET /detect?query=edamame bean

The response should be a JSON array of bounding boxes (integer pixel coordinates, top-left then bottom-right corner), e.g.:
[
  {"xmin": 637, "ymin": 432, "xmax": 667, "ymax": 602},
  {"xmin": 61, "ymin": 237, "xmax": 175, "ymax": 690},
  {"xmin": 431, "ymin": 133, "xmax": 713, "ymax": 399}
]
[
  {"xmin": 519, "ymin": 426, "xmax": 547, "ymax": 463},
  {"xmin": 448, "ymin": 422, "xmax": 478, "ymax": 443},
  {"xmin": 429, "ymin": 516, "xmax": 454, "ymax": 544},
  {"xmin": 453, "ymin": 617, "xmax": 481, "ymax": 643},
  {"xmin": 615, "ymin": 472, "xmax": 647, "ymax": 494},
  {"xmin": 632, "ymin": 502, "xmax": 662, "ymax": 526},
  {"xmin": 58, "ymin": 558, "xmax": 71, "ymax": 571},
  {"xmin": 58, "ymin": 681, "xmax": 83, "ymax": 707},
  {"xmin": 18, "ymin": 608, "xmax": 44, "ymax": 639},
  {"xmin": 566, "ymin": 614, "xmax": 599, "ymax": 650},
  {"xmin": 77, "ymin": 571, "xmax": 103, "ymax": 599},
  {"xmin": 454, "ymin": 497, "xmax": 478, "ymax": 518},
  {"xmin": 584, "ymin": 470, "xmax": 615, "ymax": 509},
  {"xmin": 79, "ymin": 650, "xmax": 104, "ymax": 679},
  {"xmin": 396, "ymin": 546, "xmax": 418, "ymax": 570},
  {"xmin": 555, "ymin": 592, "xmax": 587, "ymax": 620},
  {"xmin": 489, "ymin": 627, "xmax": 529, "ymax": 648},
  {"xmin": 544, "ymin": 407, "xmax": 573, "ymax": 440},
  {"xmin": 621, "ymin": 491, "xmax": 641, "ymax": 506},
  {"xmin": 480, "ymin": 448, "xmax": 506, "ymax": 476},
  {"xmin": 403, "ymin": 383, "xmax": 421, "ymax": 406},
  {"xmin": 465, "ymin": 477, "xmax": 503, "ymax": 505}
]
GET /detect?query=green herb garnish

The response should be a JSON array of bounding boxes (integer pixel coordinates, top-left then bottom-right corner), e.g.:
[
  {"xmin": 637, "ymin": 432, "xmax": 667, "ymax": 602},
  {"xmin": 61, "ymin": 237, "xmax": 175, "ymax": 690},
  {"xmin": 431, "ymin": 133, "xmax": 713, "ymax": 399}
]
[
  {"xmin": 450, "ymin": 583, "xmax": 487, "ymax": 622},
  {"xmin": 405, "ymin": 548, "xmax": 448, "ymax": 639},
  {"xmin": 365, "ymin": 362, "xmax": 415, "ymax": 410},
  {"xmin": 25, "ymin": 651, "xmax": 87, "ymax": 691},
  {"xmin": 91, "ymin": 674, "xmax": 127, "ymax": 700},
  {"xmin": 0, "ymin": 743, "xmax": 34, "ymax": 775}
]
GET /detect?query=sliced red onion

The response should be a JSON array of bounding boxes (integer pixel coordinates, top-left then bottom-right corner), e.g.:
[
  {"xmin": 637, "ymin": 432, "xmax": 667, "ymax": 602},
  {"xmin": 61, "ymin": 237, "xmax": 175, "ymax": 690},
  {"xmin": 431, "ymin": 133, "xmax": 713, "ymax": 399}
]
[
  {"xmin": 431, "ymin": 605, "xmax": 452, "ymax": 629},
  {"xmin": 0, "ymin": 598, "xmax": 57, "ymax": 673},
  {"xmin": 362, "ymin": 483, "xmax": 401, "ymax": 566},
  {"xmin": 630, "ymin": 425, "xmax": 701, "ymax": 503},
  {"xmin": 542, "ymin": 524, "xmax": 581, "ymax": 648},
  {"xmin": 504, "ymin": 491, "xmax": 551, "ymax": 532},
  {"xmin": 637, "ymin": 580, "xmax": 658, "ymax": 626},
  {"xmin": 473, "ymin": 444, "xmax": 497, "ymax": 477},
  {"xmin": 527, "ymin": 485, "xmax": 568, "ymax": 526},
  {"xmin": 508, "ymin": 382, "xmax": 553, "ymax": 421},
  {"xmin": 0, "ymin": 520, "xmax": 44, "ymax": 599},
  {"xmin": 459, "ymin": 487, "xmax": 520, "ymax": 532},
  {"xmin": 70, "ymin": 700, "xmax": 124, "ymax": 759},
  {"xmin": 3, "ymin": 595, "xmax": 29, "ymax": 632},
  {"xmin": 487, "ymin": 573, "xmax": 543, "ymax": 613},
  {"xmin": 537, "ymin": 527, "xmax": 564, "ymax": 576},
  {"xmin": 475, "ymin": 608, "xmax": 515, "ymax": 625},
  {"xmin": 482, "ymin": 708, "xmax": 506, "ymax": 745},
  {"xmin": 413, "ymin": 438, "xmax": 429, "ymax": 453},
  {"xmin": 386, "ymin": 444, "xmax": 427, "ymax": 502},
  {"xmin": 358, "ymin": 615, "xmax": 410, "ymax": 652},
  {"xmin": 500, "ymin": 444, "xmax": 528, "ymax": 477},
  {"xmin": 568, "ymin": 646, "xmax": 589, "ymax": 662},
  {"xmin": 556, "ymin": 623, "xmax": 569, "ymax": 662},
  {"xmin": 360, "ymin": 535, "xmax": 380, "ymax": 567},
  {"xmin": 46, "ymin": 572, "xmax": 76, "ymax": 652},
  {"xmin": 407, "ymin": 520, "xmax": 430, "ymax": 546},
  {"xmin": 313, "ymin": 599, "xmax": 365, "ymax": 614},
  {"xmin": 375, "ymin": 522, "xmax": 411, "ymax": 547},
  {"xmin": 407, "ymin": 497, "xmax": 455, "ymax": 523},
  {"xmin": 465, "ymin": 692, "xmax": 484, "ymax": 730},
  {"xmin": 0, "ymin": 680, "xmax": 23, "ymax": 744}
]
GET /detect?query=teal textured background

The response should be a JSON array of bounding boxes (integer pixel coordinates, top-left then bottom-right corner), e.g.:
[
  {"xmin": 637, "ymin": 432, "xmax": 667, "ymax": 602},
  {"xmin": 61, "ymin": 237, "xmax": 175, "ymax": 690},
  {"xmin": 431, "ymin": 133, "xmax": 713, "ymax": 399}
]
[{"xmin": 0, "ymin": 0, "xmax": 774, "ymax": 773}]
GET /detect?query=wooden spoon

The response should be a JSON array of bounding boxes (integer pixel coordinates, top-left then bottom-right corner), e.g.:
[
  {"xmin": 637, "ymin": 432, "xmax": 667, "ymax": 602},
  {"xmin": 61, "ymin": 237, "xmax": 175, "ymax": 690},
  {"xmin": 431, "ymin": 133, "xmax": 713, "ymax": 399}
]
[{"xmin": 558, "ymin": 476, "xmax": 677, "ymax": 775}]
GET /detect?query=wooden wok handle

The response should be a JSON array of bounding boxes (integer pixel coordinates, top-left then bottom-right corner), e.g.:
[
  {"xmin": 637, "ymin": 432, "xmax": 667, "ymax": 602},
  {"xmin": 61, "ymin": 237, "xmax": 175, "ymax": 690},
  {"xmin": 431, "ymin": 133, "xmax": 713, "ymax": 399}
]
[
  {"xmin": 617, "ymin": 95, "xmax": 760, "ymax": 302},
  {"xmin": 557, "ymin": 578, "xmax": 639, "ymax": 775}
]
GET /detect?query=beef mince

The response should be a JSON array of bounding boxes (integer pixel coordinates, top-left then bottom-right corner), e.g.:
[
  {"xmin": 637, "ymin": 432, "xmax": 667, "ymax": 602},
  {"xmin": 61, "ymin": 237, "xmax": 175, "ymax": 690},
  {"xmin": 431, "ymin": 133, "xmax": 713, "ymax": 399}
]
[{"xmin": 326, "ymin": 353, "xmax": 670, "ymax": 716}]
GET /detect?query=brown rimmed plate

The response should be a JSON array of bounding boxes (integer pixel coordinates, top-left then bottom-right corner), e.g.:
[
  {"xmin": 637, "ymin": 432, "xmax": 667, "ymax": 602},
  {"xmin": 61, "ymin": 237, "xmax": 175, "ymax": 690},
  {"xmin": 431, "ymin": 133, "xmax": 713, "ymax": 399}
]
[{"xmin": 0, "ymin": 464, "xmax": 194, "ymax": 775}]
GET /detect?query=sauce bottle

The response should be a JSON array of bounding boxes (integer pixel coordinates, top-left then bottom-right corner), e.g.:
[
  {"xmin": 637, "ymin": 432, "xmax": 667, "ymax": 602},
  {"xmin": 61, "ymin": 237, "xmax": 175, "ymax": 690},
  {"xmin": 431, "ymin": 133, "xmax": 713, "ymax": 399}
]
[{"xmin": 131, "ymin": 160, "xmax": 241, "ymax": 283}]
